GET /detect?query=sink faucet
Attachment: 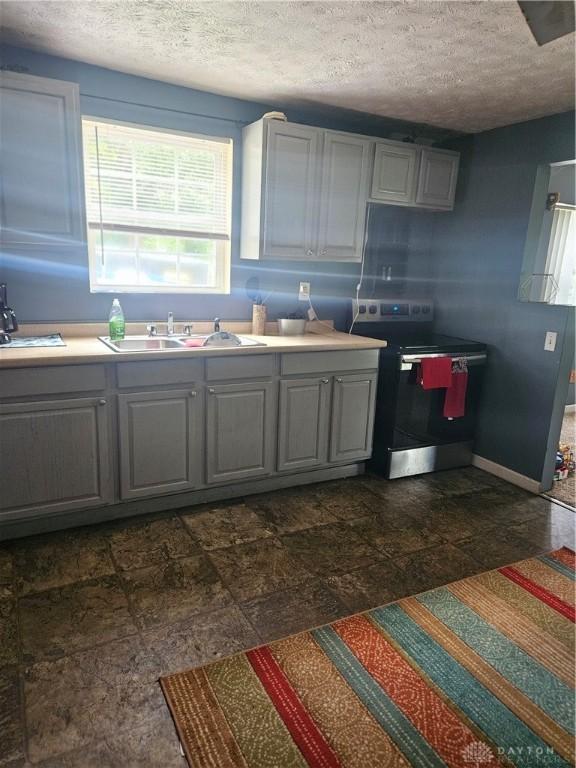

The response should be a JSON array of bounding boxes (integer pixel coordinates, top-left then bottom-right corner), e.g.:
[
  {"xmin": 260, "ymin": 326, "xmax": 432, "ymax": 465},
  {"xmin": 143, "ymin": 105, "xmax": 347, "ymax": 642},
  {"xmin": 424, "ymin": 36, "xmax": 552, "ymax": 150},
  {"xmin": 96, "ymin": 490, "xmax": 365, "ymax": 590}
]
[{"xmin": 167, "ymin": 312, "xmax": 174, "ymax": 335}]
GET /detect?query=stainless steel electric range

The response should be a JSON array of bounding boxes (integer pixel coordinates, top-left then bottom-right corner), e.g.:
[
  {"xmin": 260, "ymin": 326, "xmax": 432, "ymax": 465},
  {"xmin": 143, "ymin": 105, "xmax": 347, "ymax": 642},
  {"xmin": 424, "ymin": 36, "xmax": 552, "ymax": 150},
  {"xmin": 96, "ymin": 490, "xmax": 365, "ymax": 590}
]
[{"xmin": 349, "ymin": 298, "xmax": 487, "ymax": 479}]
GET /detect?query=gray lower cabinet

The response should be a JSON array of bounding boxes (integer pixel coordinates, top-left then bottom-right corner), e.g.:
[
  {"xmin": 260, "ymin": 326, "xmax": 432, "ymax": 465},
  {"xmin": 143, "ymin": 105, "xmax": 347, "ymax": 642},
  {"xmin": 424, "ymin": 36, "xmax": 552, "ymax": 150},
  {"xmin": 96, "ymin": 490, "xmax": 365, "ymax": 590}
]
[
  {"xmin": 330, "ymin": 373, "xmax": 377, "ymax": 462},
  {"xmin": 0, "ymin": 397, "xmax": 112, "ymax": 519},
  {"xmin": 278, "ymin": 377, "xmax": 330, "ymax": 471},
  {"xmin": 206, "ymin": 381, "xmax": 276, "ymax": 484},
  {"xmin": 118, "ymin": 389, "xmax": 202, "ymax": 500}
]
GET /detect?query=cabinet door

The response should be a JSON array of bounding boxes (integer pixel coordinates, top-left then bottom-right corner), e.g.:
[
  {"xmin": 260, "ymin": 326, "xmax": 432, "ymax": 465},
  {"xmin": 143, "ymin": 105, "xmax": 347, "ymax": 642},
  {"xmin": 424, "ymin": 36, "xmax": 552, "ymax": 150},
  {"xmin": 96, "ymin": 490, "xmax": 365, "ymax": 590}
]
[
  {"xmin": 415, "ymin": 148, "xmax": 459, "ymax": 209},
  {"xmin": 330, "ymin": 373, "xmax": 377, "ymax": 463},
  {"xmin": 278, "ymin": 378, "xmax": 330, "ymax": 471},
  {"xmin": 370, "ymin": 142, "xmax": 418, "ymax": 204},
  {"xmin": 0, "ymin": 398, "xmax": 112, "ymax": 520},
  {"xmin": 317, "ymin": 132, "xmax": 371, "ymax": 262},
  {"xmin": 206, "ymin": 382, "xmax": 275, "ymax": 484},
  {"xmin": 263, "ymin": 121, "xmax": 321, "ymax": 259},
  {"xmin": 118, "ymin": 389, "xmax": 202, "ymax": 500},
  {"xmin": 0, "ymin": 72, "xmax": 86, "ymax": 248}
]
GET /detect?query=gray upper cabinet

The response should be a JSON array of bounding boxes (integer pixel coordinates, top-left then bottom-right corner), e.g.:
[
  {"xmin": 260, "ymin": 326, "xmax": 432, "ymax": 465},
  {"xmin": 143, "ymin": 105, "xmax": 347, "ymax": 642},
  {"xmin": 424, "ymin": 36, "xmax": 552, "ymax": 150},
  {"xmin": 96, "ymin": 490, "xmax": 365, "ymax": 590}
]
[
  {"xmin": 118, "ymin": 389, "xmax": 202, "ymax": 500},
  {"xmin": 262, "ymin": 121, "xmax": 321, "ymax": 259},
  {"xmin": 317, "ymin": 132, "xmax": 371, "ymax": 262},
  {"xmin": 330, "ymin": 373, "xmax": 377, "ymax": 463},
  {"xmin": 241, "ymin": 119, "xmax": 371, "ymax": 262},
  {"xmin": 0, "ymin": 71, "xmax": 86, "ymax": 248},
  {"xmin": 241, "ymin": 118, "xmax": 460, "ymax": 261},
  {"xmin": 415, "ymin": 148, "xmax": 459, "ymax": 209},
  {"xmin": 370, "ymin": 142, "xmax": 418, "ymax": 204},
  {"xmin": 278, "ymin": 377, "xmax": 330, "ymax": 471},
  {"xmin": 206, "ymin": 381, "xmax": 276, "ymax": 484},
  {"xmin": 0, "ymin": 397, "xmax": 113, "ymax": 520}
]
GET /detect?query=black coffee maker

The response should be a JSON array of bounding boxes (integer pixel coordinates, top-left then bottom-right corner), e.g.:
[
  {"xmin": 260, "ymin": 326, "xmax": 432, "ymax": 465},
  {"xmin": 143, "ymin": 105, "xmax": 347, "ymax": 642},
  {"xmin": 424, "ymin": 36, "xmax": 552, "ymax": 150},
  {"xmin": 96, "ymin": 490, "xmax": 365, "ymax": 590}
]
[{"xmin": 0, "ymin": 284, "xmax": 18, "ymax": 344}]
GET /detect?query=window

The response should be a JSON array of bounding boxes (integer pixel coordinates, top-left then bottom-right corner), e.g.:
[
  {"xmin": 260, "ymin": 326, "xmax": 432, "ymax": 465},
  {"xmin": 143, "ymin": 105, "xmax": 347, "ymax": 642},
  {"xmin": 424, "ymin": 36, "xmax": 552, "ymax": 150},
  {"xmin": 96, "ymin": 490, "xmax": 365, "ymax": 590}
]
[{"xmin": 82, "ymin": 119, "xmax": 232, "ymax": 293}]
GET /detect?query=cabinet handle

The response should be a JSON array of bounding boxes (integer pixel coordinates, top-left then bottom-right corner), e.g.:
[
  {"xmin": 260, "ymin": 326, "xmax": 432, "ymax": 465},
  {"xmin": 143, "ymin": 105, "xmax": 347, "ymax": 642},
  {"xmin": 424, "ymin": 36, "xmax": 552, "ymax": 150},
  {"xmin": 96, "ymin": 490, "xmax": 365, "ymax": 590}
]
[
  {"xmin": 321, "ymin": 249, "xmax": 327, "ymax": 256},
  {"xmin": 189, "ymin": 390, "xmax": 197, "ymax": 397},
  {"xmin": 321, "ymin": 378, "xmax": 329, "ymax": 384},
  {"xmin": 306, "ymin": 249, "xmax": 314, "ymax": 257},
  {"xmin": 208, "ymin": 388, "xmax": 215, "ymax": 394},
  {"xmin": 336, "ymin": 377, "xmax": 343, "ymax": 383},
  {"xmin": 98, "ymin": 398, "xmax": 107, "ymax": 406}
]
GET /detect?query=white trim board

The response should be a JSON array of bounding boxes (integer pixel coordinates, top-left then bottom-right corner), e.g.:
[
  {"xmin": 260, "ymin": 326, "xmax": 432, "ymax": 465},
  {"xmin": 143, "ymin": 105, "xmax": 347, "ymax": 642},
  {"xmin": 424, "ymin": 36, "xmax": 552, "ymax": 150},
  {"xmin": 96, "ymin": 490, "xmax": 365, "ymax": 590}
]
[
  {"xmin": 565, "ymin": 404, "xmax": 576, "ymax": 414},
  {"xmin": 472, "ymin": 454, "xmax": 541, "ymax": 494}
]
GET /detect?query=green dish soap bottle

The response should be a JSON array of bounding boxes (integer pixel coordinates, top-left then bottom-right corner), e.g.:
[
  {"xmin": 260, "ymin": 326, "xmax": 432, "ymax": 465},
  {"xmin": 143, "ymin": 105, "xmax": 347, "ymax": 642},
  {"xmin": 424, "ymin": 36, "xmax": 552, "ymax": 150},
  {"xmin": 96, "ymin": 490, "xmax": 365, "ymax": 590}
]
[{"xmin": 109, "ymin": 298, "xmax": 125, "ymax": 341}]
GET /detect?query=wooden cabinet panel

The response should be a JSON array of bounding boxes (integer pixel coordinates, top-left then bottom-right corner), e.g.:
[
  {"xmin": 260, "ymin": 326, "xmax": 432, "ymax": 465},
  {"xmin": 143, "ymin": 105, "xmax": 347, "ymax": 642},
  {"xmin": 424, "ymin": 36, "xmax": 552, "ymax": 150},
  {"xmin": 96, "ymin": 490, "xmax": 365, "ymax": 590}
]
[
  {"xmin": 0, "ymin": 72, "xmax": 85, "ymax": 248},
  {"xmin": 0, "ymin": 397, "xmax": 112, "ymax": 519},
  {"xmin": 415, "ymin": 148, "xmax": 459, "ymax": 209},
  {"xmin": 278, "ymin": 378, "xmax": 330, "ymax": 471},
  {"xmin": 118, "ymin": 389, "xmax": 202, "ymax": 500},
  {"xmin": 263, "ymin": 121, "xmax": 321, "ymax": 259},
  {"xmin": 330, "ymin": 373, "xmax": 377, "ymax": 463},
  {"xmin": 206, "ymin": 381, "xmax": 276, "ymax": 484},
  {"xmin": 318, "ymin": 132, "xmax": 371, "ymax": 262},
  {"xmin": 370, "ymin": 142, "xmax": 418, "ymax": 204}
]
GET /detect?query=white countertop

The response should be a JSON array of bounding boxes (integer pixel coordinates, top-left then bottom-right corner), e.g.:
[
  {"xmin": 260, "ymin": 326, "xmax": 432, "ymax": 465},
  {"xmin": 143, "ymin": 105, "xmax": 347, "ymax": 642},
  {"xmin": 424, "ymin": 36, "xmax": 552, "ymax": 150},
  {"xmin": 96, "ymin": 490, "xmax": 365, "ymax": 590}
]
[{"xmin": 0, "ymin": 321, "xmax": 386, "ymax": 369}]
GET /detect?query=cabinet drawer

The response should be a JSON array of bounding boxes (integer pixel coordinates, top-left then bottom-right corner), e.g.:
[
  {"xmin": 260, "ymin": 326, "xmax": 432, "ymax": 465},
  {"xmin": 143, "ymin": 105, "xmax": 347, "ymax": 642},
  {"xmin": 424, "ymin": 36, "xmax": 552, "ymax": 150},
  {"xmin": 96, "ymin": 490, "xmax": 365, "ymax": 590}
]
[
  {"xmin": 116, "ymin": 359, "xmax": 203, "ymax": 388},
  {"xmin": 281, "ymin": 350, "xmax": 378, "ymax": 376},
  {"xmin": 206, "ymin": 354, "xmax": 275, "ymax": 381},
  {"xmin": 0, "ymin": 364, "xmax": 106, "ymax": 399}
]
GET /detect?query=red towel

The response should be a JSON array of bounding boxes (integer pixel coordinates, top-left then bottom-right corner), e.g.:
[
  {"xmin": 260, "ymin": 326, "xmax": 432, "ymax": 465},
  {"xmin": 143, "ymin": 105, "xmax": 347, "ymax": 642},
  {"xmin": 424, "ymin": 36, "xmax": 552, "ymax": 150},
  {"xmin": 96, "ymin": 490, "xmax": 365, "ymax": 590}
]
[
  {"xmin": 444, "ymin": 371, "xmax": 468, "ymax": 418},
  {"xmin": 420, "ymin": 357, "xmax": 453, "ymax": 389}
]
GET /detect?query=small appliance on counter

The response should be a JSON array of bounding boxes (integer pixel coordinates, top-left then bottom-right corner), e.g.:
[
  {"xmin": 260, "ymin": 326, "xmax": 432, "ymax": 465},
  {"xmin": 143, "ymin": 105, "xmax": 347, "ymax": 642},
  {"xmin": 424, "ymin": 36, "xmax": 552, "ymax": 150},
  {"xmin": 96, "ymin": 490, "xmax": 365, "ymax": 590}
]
[
  {"xmin": 0, "ymin": 283, "xmax": 18, "ymax": 344},
  {"xmin": 349, "ymin": 298, "xmax": 487, "ymax": 479}
]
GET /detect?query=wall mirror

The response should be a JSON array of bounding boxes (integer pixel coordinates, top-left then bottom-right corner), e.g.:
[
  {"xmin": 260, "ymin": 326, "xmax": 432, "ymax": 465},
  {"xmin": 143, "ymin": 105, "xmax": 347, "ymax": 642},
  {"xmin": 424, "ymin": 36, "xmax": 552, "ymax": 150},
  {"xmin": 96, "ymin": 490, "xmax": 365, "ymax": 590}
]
[{"xmin": 519, "ymin": 160, "xmax": 575, "ymax": 306}]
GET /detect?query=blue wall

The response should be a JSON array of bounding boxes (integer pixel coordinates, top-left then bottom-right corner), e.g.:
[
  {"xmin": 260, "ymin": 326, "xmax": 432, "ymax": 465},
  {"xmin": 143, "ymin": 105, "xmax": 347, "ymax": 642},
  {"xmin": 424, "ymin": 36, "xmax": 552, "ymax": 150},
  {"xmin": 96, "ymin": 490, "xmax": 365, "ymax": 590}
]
[
  {"xmin": 429, "ymin": 111, "xmax": 575, "ymax": 483},
  {"xmin": 0, "ymin": 45, "xmax": 441, "ymax": 327}
]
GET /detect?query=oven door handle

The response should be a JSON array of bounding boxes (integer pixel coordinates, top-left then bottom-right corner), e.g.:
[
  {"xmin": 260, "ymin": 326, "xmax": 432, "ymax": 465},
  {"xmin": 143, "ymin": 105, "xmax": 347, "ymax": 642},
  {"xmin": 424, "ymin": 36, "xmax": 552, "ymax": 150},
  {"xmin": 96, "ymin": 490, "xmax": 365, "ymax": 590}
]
[{"xmin": 400, "ymin": 353, "xmax": 487, "ymax": 371}]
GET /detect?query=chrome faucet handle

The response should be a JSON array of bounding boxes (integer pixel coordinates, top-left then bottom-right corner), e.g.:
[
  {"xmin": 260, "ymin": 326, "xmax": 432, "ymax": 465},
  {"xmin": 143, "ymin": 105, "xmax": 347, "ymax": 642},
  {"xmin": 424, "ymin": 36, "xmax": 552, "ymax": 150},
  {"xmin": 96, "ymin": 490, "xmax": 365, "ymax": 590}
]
[
  {"xmin": 214, "ymin": 317, "xmax": 221, "ymax": 332},
  {"xmin": 146, "ymin": 324, "xmax": 157, "ymax": 337},
  {"xmin": 182, "ymin": 324, "xmax": 193, "ymax": 336}
]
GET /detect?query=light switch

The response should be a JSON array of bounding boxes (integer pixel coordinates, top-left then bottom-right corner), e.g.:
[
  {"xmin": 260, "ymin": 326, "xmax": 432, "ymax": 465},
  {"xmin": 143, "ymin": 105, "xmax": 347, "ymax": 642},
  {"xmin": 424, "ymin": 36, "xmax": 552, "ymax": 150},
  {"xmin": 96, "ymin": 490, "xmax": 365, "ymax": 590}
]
[
  {"xmin": 544, "ymin": 331, "xmax": 557, "ymax": 352},
  {"xmin": 298, "ymin": 281, "xmax": 311, "ymax": 301}
]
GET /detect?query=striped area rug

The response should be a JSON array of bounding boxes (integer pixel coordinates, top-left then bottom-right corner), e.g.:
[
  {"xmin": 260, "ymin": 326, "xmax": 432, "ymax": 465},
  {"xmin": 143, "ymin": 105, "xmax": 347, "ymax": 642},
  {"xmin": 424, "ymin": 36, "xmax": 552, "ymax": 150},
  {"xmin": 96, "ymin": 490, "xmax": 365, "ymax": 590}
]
[{"xmin": 161, "ymin": 548, "xmax": 575, "ymax": 767}]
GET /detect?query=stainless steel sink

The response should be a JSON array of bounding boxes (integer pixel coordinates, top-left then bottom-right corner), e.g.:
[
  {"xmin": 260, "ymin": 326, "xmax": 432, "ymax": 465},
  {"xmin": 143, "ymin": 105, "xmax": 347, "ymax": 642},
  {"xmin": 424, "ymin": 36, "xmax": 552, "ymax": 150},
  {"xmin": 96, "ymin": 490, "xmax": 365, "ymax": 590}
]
[
  {"xmin": 99, "ymin": 334, "xmax": 266, "ymax": 352},
  {"xmin": 99, "ymin": 336, "xmax": 186, "ymax": 352}
]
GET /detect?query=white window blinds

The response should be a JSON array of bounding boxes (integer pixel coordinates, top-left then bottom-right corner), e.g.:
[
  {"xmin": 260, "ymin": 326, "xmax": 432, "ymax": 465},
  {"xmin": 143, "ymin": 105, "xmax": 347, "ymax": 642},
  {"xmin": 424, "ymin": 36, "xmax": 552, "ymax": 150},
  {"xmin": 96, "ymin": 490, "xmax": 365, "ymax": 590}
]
[
  {"xmin": 82, "ymin": 119, "xmax": 232, "ymax": 294},
  {"xmin": 546, "ymin": 204, "xmax": 576, "ymax": 305}
]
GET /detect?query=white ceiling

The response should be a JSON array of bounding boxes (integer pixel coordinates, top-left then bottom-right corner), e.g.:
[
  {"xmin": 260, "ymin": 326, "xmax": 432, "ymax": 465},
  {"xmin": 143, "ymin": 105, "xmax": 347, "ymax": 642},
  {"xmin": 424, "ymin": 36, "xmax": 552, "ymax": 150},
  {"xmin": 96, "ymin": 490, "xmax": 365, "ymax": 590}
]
[{"xmin": 1, "ymin": 0, "xmax": 574, "ymax": 133}]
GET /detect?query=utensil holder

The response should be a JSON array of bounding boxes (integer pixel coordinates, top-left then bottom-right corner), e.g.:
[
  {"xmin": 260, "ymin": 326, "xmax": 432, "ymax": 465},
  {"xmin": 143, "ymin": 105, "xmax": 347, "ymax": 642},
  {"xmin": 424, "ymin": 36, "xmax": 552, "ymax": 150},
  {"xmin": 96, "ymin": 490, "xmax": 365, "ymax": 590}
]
[{"xmin": 252, "ymin": 304, "xmax": 267, "ymax": 335}]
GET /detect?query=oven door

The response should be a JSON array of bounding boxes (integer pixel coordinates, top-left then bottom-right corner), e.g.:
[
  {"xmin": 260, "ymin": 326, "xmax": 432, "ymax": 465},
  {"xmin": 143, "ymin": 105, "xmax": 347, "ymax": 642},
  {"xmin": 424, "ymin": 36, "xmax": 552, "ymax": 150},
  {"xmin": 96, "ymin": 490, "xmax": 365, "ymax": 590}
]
[{"xmin": 390, "ymin": 352, "xmax": 487, "ymax": 450}]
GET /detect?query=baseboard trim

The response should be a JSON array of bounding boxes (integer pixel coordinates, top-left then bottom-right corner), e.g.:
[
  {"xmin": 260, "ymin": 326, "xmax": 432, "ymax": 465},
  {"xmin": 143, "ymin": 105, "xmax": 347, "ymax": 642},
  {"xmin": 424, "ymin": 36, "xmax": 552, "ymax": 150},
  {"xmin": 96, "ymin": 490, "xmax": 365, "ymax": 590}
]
[
  {"xmin": 472, "ymin": 454, "xmax": 541, "ymax": 494},
  {"xmin": 565, "ymin": 404, "xmax": 576, "ymax": 414}
]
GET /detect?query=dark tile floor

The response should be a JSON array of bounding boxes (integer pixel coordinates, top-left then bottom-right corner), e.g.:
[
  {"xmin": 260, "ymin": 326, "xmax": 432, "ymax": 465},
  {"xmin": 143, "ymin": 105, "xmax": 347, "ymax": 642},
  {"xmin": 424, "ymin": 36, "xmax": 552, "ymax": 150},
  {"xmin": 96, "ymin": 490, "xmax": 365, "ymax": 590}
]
[{"xmin": 0, "ymin": 467, "xmax": 574, "ymax": 767}]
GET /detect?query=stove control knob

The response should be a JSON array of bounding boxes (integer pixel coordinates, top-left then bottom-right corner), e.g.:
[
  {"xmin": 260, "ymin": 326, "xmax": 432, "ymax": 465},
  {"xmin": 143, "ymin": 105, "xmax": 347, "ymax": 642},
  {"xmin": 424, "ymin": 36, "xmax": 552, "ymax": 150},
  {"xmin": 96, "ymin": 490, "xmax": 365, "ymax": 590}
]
[
  {"xmin": 412, "ymin": 304, "xmax": 421, "ymax": 314},
  {"xmin": 358, "ymin": 304, "xmax": 366, "ymax": 314},
  {"xmin": 422, "ymin": 305, "xmax": 431, "ymax": 314},
  {"xmin": 368, "ymin": 305, "xmax": 377, "ymax": 314}
]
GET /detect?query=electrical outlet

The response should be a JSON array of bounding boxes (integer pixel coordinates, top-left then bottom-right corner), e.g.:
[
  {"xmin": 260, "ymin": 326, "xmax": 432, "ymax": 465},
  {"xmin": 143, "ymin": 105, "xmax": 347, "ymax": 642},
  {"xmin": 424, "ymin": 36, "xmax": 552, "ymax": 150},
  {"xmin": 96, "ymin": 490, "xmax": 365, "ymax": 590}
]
[
  {"xmin": 298, "ymin": 281, "xmax": 311, "ymax": 301},
  {"xmin": 544, "ymin": 331, "xmax": 557, "ymax": 352}
]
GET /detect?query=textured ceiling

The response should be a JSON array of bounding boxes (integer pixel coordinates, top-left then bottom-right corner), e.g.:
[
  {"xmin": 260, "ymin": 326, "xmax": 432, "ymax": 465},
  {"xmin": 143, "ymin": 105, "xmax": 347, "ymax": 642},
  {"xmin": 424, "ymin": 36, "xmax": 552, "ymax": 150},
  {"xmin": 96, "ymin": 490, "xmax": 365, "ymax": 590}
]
[{"xmin": 1, "ymin": 0, "xmax": 574, "ymax": 133}]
